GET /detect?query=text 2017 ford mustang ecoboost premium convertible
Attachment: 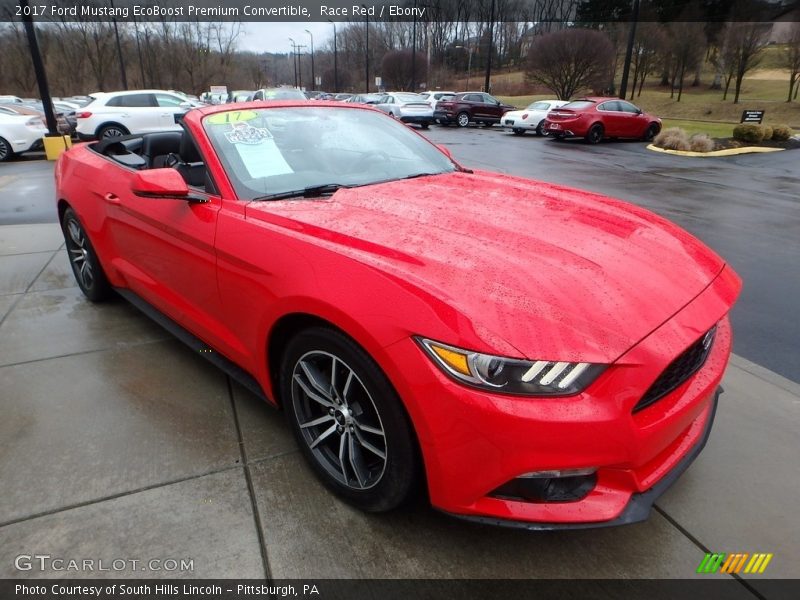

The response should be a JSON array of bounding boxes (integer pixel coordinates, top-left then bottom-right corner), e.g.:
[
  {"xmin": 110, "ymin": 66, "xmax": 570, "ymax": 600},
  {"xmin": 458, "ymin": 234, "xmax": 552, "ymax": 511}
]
[{"xmin": 55, "ymin": 102, "xmax": 741, "ymax": 529}]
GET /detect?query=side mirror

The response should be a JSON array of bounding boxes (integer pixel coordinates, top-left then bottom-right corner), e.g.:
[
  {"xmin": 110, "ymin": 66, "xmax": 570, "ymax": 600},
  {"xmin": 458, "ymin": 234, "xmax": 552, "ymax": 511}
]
[
  {"xmin": 437, "ymin": 144, "xmax": 452, "ymax": 159},
  {"xmin": 131, "ymin": 169, "xmax": 195, "ymax": 201}
]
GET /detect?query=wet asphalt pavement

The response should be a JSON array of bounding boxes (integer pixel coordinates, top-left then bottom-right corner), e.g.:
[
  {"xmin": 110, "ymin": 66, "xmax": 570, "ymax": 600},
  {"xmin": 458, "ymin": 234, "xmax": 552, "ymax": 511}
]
[
  {"xmin": 1, "ymin": 132, "xmax": 797, "ymax": 382},
  {"xmin": 422, "ymin": 126, "xmax": 800, "ymax": 384}
]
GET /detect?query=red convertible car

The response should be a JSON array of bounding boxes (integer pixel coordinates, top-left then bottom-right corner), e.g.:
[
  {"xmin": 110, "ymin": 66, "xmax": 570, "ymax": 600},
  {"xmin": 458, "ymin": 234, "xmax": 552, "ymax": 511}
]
[
  {"xmin": 543, "ymin": 97, "xmax": 662, "ymax": 144},
  {"xmin": 56, "ymin": 101, "xmax": 740, "ymax": 529}
]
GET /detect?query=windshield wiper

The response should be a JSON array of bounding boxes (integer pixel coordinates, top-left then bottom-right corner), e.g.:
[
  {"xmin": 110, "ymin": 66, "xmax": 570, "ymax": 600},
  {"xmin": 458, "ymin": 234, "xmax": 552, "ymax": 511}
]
[{"xmin": 254, "ymin": 183, "xmax": 348, "ymax": 201}]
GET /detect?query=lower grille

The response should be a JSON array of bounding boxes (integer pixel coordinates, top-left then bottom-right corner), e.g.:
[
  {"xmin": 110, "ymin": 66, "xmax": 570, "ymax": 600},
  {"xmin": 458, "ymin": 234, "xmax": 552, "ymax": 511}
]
[{"xmin": 633, "ymin": 325, "xmax": 717, "ymax": 413}]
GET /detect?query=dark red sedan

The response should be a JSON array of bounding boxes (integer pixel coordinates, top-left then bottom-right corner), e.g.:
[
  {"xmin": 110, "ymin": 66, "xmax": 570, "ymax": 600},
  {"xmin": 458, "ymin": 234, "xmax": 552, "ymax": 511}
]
[
  {"xmin": 543, "ymin": 97, "xmax": 662, "ymax": 143},
  {"xmin": 55, "ymin": 101, "xmax": 739, "ymax": 529}
]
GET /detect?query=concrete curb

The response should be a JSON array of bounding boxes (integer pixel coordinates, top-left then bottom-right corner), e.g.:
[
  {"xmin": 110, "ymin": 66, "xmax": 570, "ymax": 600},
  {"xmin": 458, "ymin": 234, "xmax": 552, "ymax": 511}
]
[
  {"xmin": 646, "ymin": 144, "xmax": 785, "ymax": 157},
  {"xmin": 729, "ymin": 353, "xmax": 800, "ymax": 396}
]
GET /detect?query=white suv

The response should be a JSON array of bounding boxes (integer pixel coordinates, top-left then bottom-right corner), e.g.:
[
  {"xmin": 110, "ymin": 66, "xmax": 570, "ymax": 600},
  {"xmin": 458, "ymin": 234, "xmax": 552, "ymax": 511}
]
[{"xmin": 76, "ymin": 90, "xmax": 199, "ymax": 140}]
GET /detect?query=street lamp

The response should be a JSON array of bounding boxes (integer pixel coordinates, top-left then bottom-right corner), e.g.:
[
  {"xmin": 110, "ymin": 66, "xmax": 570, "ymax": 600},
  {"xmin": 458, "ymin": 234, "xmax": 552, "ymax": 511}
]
[
  {"xmin": 304, "ymin": 29, "xmax": 315, "ymax": 91},
  {"xmin": 328, "ymin": 19, "xmax": 338, "ymax": 93},
  {"xmin": 288, "ymin": 37, "xmax": 298, "ymax": 88},
  {"xmin": 411, "ymin": 0, "xmax": 417, "ymax": 91},
  {"xmin": 455, "ymin": 45, "xmax": 474, "ymax": 90},
  {"xmin": 484, "ymin": 0, "xmax": 495, "ymax": 94},
  {"xmin": 362, "ymin": 4, "xmax": 369, "ymax": 93}
]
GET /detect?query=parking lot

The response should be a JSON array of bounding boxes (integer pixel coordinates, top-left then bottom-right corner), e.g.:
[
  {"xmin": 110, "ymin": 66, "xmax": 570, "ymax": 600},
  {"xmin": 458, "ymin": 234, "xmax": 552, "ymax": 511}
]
[{"xmin": 0, "ymin": 129, "xmax": 798, "ymax": 594}]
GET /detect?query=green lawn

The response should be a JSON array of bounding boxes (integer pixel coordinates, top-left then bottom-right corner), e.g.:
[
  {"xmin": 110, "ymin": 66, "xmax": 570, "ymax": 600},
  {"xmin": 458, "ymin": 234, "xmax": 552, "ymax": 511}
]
[{"xmin": 660, "ymin": 119, "xmax": 739, "ymax": 138}]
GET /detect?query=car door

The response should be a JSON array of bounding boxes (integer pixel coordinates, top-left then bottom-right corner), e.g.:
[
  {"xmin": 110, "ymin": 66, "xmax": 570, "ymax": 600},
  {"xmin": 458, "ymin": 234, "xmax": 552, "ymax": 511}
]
[
  {"xmin": 460, "ymin": 94, "xmax": 481, "ymax": 118},
  {"xmin": 155, "ymin": 93, "xmax": 189, "ymax": 131},
  {"xmin": 617, "ymin": 100, "xmax": 646, "ymax": 137},
  {"xmin": 482, "ymin": 94, "xmax": 503, "ymax": 120},
  {"xmin": 113, "ymin": 93, "xmax": 161, "ymax": 134},
  {"xmin": 99, "ymin": 135, "xmax": 223, "ymax": 341},
  {"xmin": 597, "ymin": 100, "xmax": 625, "ymax": 136}
]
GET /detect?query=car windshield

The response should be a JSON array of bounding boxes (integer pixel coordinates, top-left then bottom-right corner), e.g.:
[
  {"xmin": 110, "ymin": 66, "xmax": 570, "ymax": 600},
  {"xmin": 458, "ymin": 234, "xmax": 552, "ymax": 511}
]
[
  {"xmin": 527, "ymin": 102, "xmax": 550, "ymax": 110},
  {"xmin": 203, "ymin": 106, "xmax": 457, "ymax": 200},
  {"xmin": 561, "ymin": 101, "xmax": 595, "ymax": 110}
]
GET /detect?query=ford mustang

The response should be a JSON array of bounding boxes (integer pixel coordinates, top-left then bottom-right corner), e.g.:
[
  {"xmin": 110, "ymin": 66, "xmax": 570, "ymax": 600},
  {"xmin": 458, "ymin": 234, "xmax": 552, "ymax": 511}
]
[{"xmin": 55, "ymin": 101, "xmax": 740, "ymax": 529}]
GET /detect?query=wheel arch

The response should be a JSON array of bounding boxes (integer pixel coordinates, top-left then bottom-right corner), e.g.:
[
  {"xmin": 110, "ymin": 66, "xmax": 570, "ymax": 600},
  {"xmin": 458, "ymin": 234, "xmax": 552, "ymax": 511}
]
[
  {"xmin": 94, "ymin": 121, "xmax": 129, "ymax": 137},
  {"xmin": 265, "ymin": 310, "xmax": 429, "ymax": 495}
]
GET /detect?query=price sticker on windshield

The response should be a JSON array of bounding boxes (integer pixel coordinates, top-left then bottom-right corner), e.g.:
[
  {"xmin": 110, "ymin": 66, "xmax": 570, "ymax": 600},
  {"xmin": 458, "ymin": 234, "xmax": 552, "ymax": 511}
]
[{"xmin": 206, "ymin": 110, "xmax": 258, "ymax": 125}]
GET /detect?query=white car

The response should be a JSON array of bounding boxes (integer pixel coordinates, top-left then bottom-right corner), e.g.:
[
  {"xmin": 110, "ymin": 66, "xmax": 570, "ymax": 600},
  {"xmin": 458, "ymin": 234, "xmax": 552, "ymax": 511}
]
[
  {"xmin": 503, "ymin": 99, "xmax": 569, "ymax": 135},
  {"xmin": 75, "ymin": 90, "xmax": 199, "ymax": 140},
  {"xmin": 0, "ymin": 112, "xmax": 47, "ymax": 162},
  {"xmin": 419, "ymin": 90, "xmax": 455, "ymax": 110},
  {"xmin": 373, "ymin": 93, "xmax": 435, "ymax": 128}
]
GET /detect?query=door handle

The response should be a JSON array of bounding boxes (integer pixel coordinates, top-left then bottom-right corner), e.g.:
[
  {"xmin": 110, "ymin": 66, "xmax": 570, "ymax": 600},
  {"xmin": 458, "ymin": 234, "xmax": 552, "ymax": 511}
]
[{"xmin": 104, "ymin": 193, "xmax": 121, "ymax": 205}]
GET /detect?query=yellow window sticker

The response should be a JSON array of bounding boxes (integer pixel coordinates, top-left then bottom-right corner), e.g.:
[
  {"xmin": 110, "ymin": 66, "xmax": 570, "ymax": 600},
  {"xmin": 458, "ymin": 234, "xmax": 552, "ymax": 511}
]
[{"xmin": 206, "ymin": 110, "xmax": 258, "ymax": 125}]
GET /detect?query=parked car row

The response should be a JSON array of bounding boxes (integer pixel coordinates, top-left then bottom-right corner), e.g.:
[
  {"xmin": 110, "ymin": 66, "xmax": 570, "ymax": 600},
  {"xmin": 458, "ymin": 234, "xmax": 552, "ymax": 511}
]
[{"xmin": 0, "ymin": 85, "xmax": 663, "ymax": 162}]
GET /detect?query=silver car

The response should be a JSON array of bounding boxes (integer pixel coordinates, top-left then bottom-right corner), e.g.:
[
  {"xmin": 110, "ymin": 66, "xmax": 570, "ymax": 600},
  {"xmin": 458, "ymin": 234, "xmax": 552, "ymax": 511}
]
[{"xmin": 373, "ymin": 92, "xmax": 434, "ymax": 129}]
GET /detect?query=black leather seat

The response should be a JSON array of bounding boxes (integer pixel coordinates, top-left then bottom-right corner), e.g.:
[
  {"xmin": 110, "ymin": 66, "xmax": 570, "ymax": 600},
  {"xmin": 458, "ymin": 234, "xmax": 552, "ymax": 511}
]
[
  {"xmin": 140, "ymin": 132, "xmax": 182, "ymax": 169},
  {"xmin": 174, "ymin": 132, "xmax": 207, "ymax": 188}
]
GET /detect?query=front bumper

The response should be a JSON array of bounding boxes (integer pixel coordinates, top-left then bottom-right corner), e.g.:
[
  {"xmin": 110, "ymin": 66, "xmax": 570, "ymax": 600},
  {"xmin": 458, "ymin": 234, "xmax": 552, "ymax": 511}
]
[
  {"xmin": 381, "ymin": 266, "xmax": 738, "ymax": 527},
  {"xmin": 447, "ymin": 386, "xmax": 721, "ymax": 530}
]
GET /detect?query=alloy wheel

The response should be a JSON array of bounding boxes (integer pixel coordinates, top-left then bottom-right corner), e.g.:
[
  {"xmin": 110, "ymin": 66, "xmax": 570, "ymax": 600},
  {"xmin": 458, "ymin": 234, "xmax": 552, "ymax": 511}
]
[
  {"xmin": 291, "ymin": 350, "xmax": 388, "ymax": 490},
  {"xmin": 65, "ymin": 217, "xmax": 95, "ymax": 290},
  {"xmin": 457, "ymin": 112, "xmax": 470, "ymax": 127}
]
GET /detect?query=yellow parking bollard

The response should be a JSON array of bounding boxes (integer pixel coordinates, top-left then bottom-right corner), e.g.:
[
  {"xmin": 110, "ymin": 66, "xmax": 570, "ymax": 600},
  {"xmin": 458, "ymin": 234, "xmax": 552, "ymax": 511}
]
[{"xmin": 43, "ymin": 134, "xmax": 72, "ymax": 161}]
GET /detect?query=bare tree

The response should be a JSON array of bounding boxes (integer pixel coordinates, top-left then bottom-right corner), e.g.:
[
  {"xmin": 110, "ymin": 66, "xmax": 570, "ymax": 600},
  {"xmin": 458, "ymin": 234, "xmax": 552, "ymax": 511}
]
[
  {"xmin": 630, "ymin": 23, "xmax": 666, "ymax": 98},
  {"xmin": 524, "ymin": 28, "xmax": 615, "ymax": 100},
  {"xmin": 666, "ymin": 22, "xmax": 705, "ymax": 102},
  {"xmin": 784, "ymin": 22, "xmax": 800, "ymax": 102},
  {"xmin": 381, "ymin": 49, "xmax": 427, "ymax": 90},
  {"xmin": 718, "ymin": 19, "xmax": 769, "ymax": 104}
]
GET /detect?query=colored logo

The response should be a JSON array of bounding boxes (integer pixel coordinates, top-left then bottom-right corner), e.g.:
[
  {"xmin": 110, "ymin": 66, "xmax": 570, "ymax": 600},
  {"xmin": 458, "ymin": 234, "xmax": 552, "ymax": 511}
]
[{"xmin": 697, "ymin": 552, "xmax": 773, "ymax": 574}]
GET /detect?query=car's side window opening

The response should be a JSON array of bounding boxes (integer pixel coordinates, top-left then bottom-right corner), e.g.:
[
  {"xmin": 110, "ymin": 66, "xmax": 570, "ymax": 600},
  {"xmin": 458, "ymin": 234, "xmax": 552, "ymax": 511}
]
[{"xmin": 90, "ymin": 130, "xmax": 213, "ymax": 193}]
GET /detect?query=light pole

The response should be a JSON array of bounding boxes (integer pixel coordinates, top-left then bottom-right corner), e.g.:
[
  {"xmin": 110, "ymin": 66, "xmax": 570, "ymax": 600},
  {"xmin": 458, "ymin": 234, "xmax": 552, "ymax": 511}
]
[
  {"xmin": 484, "ymin": 0, "xmax": 495, "ymax": 94},
  {"xmin": 19, "ymin": 0, "xmax": 58, "ymax": 136},
  {"xmin": 288, "ymin": 38, "xmax": 298, "ymax": 88},
  {"xmin": 328, "ymin": 20, "xmax": 338, "ymax": 93},
  {"xmin": 619, "ymin": 0, "xmax": 641, "ymax": 100},
  {"xmin": 411, "ymin": 0, "xmax": 417, "ymax": 91},
  {"xmin": 304, "ymin": 29, "xmax": 315, "ymax": 91},
  {"xmin": 362, "ymin": 4, "xmax": 369, "ymax": 93},
  {"xmin": 455, "ymin": 45, "xmax": 474, "ymax": 90}
]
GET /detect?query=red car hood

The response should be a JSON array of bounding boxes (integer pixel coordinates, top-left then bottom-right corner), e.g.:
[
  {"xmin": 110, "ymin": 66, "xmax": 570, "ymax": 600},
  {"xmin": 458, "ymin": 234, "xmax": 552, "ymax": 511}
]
[{"xmin": 246, "ymin": 171, "xmax": 725, "ymax": 362}]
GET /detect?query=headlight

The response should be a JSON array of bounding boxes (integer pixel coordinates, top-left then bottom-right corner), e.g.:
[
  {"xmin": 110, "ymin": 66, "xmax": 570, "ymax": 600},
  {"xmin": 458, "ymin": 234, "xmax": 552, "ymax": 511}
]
[{"xmin": 416, "ymin": 337, "xmax": 606, "ymax": 396}]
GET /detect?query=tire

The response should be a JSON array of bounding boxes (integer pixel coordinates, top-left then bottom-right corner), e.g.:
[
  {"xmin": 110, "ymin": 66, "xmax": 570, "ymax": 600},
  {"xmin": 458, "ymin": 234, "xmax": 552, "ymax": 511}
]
[
  {"xmin": 551, "ymin": 133, "xmax": 565, "ymax": 141},
  {"xmin": 643, "ymin": 122, "xmax": 660, "ymax": 142},
  {"xmin": 0, "ymin": 136, "xmax": 14, "ymax": 162},
  {"xmin": 61, "ymin": 207, "xmax": 113, "ymax": 302},
  {"xmin": 97, "ymin": 124, "xmax": 129, "ymax": 139},
  {"xmin": 456, "ymin": 112, "xmax": 470, "ymax": 128},
  {"xmin": 535, "ymin": 120, "xmax": 546, "ymax": 136},
  {"xmin": 420, "ymin": 122, "xmax": 430, "ymax": 130},
  {"xmin": 585, "ymin": 123, "xmax": 604, "ymax": 144},
  {"xmin": 280, "ymin": 327, "xmax": 420, "ymax": 512},
  {"xmin": 512, "ymin": 128, "xmax": 525, "ymax": 135}
]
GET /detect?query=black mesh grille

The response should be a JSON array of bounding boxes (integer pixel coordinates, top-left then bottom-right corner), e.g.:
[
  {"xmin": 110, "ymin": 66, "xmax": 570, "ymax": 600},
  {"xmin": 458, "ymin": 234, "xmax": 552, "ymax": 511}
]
[{"xmin": 633, "ymin": 326, "xmax": 717, "ymax": 413}]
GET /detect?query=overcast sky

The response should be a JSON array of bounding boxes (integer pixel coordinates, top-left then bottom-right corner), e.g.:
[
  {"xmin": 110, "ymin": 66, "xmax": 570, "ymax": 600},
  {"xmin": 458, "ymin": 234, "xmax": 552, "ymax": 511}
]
[{"xmin": 237, "ymin": 22, "xmax": 336, "ymax": 54}]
